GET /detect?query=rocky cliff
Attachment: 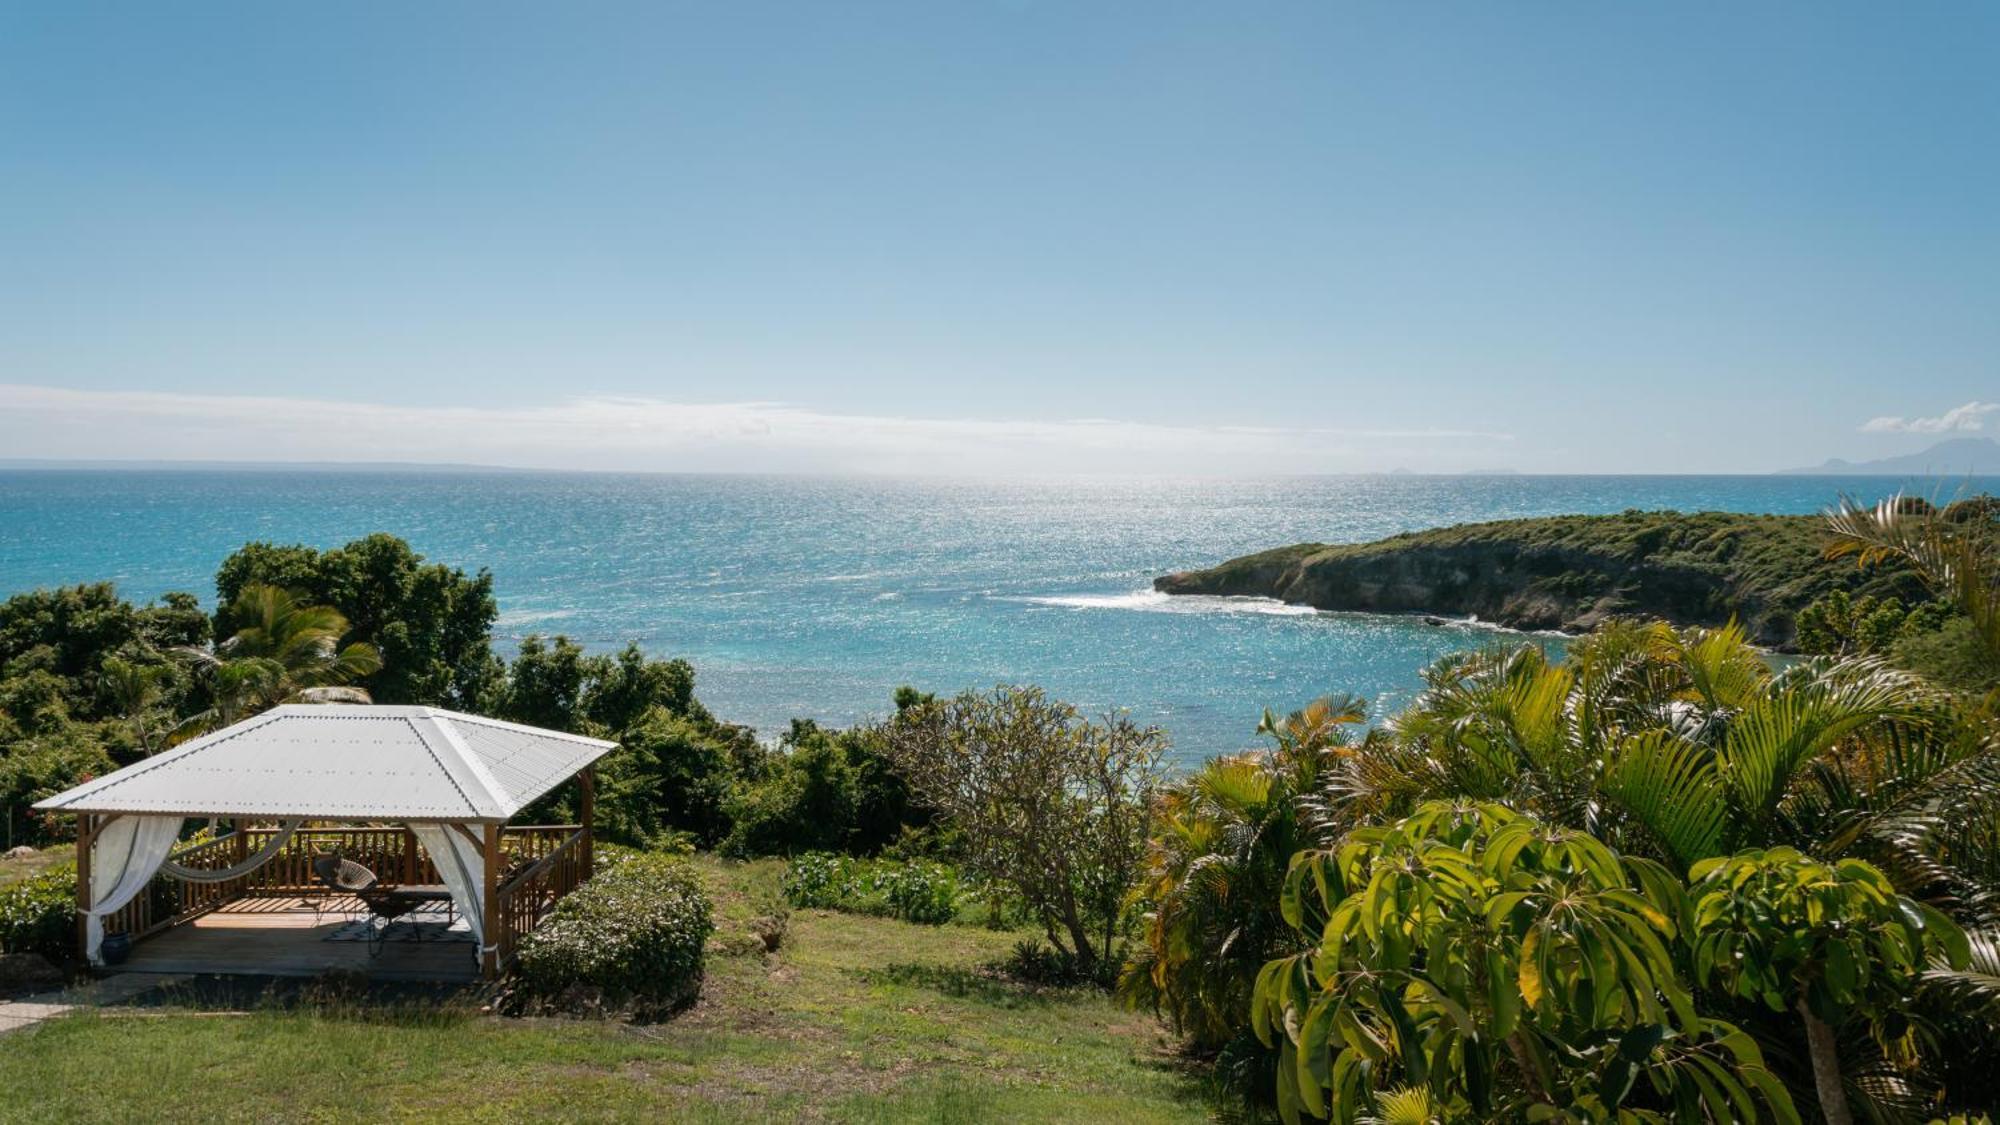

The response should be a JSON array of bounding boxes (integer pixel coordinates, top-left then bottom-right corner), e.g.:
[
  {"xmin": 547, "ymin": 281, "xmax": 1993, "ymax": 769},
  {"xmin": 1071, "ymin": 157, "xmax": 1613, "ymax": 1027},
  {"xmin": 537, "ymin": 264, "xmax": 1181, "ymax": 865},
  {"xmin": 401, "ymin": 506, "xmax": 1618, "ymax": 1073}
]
[{"xmin": 1155, "ymin": 510, "xmax": 1927, "ymax": 648}]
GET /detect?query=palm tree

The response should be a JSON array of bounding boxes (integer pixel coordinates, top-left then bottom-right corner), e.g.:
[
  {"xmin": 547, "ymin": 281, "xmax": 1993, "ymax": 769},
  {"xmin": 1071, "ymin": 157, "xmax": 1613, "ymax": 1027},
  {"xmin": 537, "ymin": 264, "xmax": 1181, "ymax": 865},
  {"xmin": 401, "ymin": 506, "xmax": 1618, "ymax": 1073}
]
[
  {"xmin": 1824, "ymin": 491, "xmax": 1998, "ymax": 673},
  {"xmin": 99, "ymin": 655, "xmax": 172, "ymax": 755},
  {"xmin": 174, "ymin": 583, "xmax": 382, "ymax": 737}
]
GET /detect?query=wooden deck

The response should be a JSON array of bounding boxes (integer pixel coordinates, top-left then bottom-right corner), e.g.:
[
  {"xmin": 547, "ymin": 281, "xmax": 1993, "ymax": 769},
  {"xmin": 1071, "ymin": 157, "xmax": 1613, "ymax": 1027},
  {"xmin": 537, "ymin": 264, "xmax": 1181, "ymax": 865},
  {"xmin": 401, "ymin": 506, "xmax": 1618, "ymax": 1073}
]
[{"xmin": 120, "ymin": 896, "xmax": 481, "ymax": 982}]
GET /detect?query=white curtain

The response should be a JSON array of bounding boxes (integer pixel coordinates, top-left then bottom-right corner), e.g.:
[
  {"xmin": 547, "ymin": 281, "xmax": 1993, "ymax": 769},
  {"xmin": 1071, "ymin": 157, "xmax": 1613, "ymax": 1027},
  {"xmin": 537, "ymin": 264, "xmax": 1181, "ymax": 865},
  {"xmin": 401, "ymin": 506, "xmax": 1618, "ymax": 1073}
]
[
  {"xmin": 159, "ymin": 819, "xmax": 306, "ymax": 882},
  {"xmin": 411, "ymin": 823, "xmax": 489, "ymax": 953},
  {"xmin": 86, "ymin": 815, "xmax": 185, "ymax": 965}
]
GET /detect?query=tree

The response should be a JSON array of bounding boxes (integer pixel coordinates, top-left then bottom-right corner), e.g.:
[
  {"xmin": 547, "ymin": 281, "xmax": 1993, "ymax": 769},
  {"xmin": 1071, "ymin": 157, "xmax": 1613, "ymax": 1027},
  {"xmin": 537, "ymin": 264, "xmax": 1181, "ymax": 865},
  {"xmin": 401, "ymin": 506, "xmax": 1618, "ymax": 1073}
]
[
  {"xmin": 175, "ymin": 584, "xmax": 382, "ymax": 734},
  {"xmin": 215, "ymin": 534, "xmax": 500, "ymax": 708},
  {"xmin": 884, "ymin": 685, "xmax": 1166, "ymax": 976},
  {"xmin": 0, "ymin": 584, "xmax": 206, "ymax": 721},
  {"xmin": 497, "ymin": 635, "xmax": 594, "ymax": 733},
  {"xmin": 597, "ymin": 707, "xmax": 738, "ymax": 848},
  {"xmin": 98, "ymin": 656, "xmax": 173, "ymax": 756},
  {"xmin": 1252, "ymin": 801, "xmax": 1797, "ymax": 1124},
  {"xmin": 493, "ymin": 635, "xmax": 762, "ymax": 847},
  {"xmin": 1689, "ymin": 848, "xmax": 1969, "ymax": 1125},
  {"xmin": 721, "ymin": 720, "xmax": 861, "ymax": 857}
]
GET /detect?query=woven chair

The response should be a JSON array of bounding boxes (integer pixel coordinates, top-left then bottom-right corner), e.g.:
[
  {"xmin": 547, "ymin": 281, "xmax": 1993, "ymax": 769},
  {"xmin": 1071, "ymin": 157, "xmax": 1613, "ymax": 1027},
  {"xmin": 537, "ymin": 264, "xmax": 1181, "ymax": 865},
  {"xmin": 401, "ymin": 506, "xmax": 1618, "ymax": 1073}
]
[{"xmin": 311, "ymin": 852, "xmax": 453, "ymax": 954}]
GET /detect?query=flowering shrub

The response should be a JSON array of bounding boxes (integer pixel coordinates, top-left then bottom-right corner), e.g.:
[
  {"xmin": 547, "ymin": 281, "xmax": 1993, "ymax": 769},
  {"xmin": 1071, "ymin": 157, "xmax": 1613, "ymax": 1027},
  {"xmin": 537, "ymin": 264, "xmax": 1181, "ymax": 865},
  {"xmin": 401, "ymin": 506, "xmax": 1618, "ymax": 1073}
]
[
  {"xmin": 780, "ymin": 852, "xmax": 960, "ymax": 925},
  {"xmin": 511, "ymin": 851, "xmax": 712, "ymax": 1017}
]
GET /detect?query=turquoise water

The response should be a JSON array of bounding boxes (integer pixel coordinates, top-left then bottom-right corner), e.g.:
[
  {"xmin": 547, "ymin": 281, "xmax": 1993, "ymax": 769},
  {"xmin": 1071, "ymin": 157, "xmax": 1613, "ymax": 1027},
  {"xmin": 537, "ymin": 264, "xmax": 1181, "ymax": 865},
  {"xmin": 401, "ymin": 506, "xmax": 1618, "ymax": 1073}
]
[{"xmin": 1, "ymin": 471, "xmax": 1985, "ymax": 764}]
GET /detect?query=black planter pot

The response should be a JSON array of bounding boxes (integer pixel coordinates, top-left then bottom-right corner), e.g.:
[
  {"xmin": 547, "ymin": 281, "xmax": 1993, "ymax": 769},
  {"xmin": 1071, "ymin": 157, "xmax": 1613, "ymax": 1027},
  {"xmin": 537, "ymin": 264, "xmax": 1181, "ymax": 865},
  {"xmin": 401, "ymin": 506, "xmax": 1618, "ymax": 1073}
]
[{"xmin": 100, "ymin": 931, "xmax": 132, "ymax": 966}]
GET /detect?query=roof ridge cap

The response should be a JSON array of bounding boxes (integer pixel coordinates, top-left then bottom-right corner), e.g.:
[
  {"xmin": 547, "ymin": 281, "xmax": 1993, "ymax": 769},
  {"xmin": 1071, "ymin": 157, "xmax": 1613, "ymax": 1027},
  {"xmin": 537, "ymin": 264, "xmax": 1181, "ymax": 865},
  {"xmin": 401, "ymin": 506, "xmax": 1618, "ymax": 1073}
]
[{"xmin": 425, "ymin": 712, "xmax": 514, "ymax": 818}]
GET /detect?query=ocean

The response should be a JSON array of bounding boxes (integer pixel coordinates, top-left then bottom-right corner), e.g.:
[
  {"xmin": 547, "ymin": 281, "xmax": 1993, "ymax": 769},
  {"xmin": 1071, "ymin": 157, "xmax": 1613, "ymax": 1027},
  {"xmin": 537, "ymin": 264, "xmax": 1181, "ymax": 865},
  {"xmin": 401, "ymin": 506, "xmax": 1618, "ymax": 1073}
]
[{"xmin": 1, "ymin": 471, "xmax": 1984, "ymax": 765}]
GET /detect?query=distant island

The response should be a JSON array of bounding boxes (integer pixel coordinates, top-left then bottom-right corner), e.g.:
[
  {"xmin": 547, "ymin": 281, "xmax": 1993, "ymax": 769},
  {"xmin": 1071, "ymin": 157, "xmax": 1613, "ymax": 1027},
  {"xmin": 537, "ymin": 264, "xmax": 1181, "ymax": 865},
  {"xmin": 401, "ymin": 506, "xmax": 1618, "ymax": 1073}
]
[
  {"xmin": 1778, "ymin": 436, "xmax": 2000, "ymax": 476},
  {"xmin": 1155, "ymin": 508, "xmax": 1953, "ymax": 648}
]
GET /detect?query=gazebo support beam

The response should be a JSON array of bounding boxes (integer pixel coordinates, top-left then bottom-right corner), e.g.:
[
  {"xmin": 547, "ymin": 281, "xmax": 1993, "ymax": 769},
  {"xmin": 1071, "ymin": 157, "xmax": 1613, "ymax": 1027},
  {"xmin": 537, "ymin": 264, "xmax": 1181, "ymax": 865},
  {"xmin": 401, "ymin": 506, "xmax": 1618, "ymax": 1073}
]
[
  {"xmin": 579, "ymin": 767, "xmax": 595, "ymax": 878},
  {"xmin": 481, "ymin": 822, "xmax": 501, "ymax": 979},
  {"xmin": 74, "ymin": 813, "xmax": 94, "ymax": 963}
]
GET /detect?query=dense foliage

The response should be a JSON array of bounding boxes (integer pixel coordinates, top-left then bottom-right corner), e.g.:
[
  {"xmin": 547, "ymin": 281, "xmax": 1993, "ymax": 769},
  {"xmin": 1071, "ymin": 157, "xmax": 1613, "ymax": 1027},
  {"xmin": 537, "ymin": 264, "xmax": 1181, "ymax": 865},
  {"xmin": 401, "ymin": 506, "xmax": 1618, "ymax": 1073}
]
[
  {"xmin": 215, "ymin": 534, "xmax": 501, "ymax": 708},
  {"xmin": 510, "ymin": 849, "xmax": 713, "ymax": 1016},
  {"xmin": 1120, "ymin": 697, "xmax": 1366, "ymax": 1053},
  {"xmin": 0, "ymin": 583, "xmax": 207, "ymax": 844},
  {"xmin": 0, "ymin": 865, "xmax": 75, "ymax": 959},
  {"xmin": 1255, "ymin": 802, "xmax": 1799, "ymax": 1123},
  {"xmin": 11, "ymin": 498, "xmax": 2000, "ymax": 1120}
]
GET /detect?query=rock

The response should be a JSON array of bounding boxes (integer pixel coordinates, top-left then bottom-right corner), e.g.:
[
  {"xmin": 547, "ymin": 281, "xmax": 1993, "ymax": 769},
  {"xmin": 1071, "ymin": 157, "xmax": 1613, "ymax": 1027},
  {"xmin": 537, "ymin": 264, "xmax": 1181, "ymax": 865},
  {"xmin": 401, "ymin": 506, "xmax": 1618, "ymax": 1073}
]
[{"xmin": 0, "ymin": 953, "xmax": 65, "ymax": 995}]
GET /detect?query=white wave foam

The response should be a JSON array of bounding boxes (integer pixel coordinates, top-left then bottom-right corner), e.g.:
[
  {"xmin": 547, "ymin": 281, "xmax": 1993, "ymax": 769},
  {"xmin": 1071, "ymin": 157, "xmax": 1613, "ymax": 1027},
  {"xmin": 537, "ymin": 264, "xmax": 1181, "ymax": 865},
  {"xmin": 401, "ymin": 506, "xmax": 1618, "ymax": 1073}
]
[
  {"xmin": 497, "ymin": 608, "xmax": 578, "ymax": 626},
  {"xmin": 1009, "ymin": 590, "xmax": 1319, "ymax": 616}
]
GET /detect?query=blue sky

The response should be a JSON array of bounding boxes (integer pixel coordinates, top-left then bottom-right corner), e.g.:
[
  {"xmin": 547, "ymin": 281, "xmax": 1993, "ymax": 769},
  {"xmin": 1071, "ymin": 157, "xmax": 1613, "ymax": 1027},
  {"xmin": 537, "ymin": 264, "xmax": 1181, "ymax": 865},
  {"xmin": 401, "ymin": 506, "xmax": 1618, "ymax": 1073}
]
[{"xmin": 1, "ymin": 2, "xmax": 1994, "ymax": 473}]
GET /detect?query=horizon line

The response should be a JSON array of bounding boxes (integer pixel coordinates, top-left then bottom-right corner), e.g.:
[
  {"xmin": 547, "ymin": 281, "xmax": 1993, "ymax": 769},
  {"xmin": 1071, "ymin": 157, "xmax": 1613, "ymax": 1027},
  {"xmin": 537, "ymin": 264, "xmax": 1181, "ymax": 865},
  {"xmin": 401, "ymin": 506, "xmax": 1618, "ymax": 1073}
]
[{"xmin": 3, "ymin": 456, "xmax": 1996, "ymax": 481}]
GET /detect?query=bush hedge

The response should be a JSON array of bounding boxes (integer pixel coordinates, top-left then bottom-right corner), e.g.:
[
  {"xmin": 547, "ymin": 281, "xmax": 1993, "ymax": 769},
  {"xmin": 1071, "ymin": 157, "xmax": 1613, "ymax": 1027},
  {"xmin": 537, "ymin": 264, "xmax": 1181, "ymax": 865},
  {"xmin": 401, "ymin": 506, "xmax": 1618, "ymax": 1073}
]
[
  {"xmin": 781, "ymin": 852, "xmax": 959, "ymax": 925},
  {"xmin": 510, "ymin": 851, "xmax": 712, "ymax": 1017},
  {"xmin": 0, "ymin": 866, "xmax": 75, "ymax": 960}
]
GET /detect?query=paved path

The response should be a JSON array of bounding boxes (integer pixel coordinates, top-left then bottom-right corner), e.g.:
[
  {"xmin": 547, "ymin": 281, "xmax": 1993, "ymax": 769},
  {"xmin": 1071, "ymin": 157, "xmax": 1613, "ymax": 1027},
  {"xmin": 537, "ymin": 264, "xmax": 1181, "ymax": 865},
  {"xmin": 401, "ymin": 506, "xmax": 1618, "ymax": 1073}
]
[{"xmin": 0, "ymin": 972, "xmax": 188, "ymax": 1035}]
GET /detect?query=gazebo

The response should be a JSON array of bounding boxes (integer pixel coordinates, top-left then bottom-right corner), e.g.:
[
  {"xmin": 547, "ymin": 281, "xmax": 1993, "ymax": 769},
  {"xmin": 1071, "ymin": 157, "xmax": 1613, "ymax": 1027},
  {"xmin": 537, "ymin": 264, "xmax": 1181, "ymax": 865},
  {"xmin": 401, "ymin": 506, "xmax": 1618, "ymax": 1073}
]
[{"xmin": 34, "ymin": 704, "xmax": 617, "ymax": 981}]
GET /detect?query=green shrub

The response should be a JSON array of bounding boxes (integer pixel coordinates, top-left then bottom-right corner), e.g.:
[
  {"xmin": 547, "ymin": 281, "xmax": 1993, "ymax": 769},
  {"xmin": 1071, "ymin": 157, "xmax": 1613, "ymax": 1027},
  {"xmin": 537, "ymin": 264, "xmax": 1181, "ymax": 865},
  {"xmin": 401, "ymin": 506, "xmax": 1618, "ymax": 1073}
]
[
  {"xmin": 719, "ymin": 717, "xmax": 933, "ymax": 859},
  {"xmin": 510, "ymin": 851, "xmax": 712, "ymax": 1017},
  {"xmin": 0, "ymin": 865, "xmax": 75, "ymax": 960},
  {"xmin": 780, "ymin": 852, "xmax": 961, "ymax": 925},
  {"xmin": 779, "ymin": 851, "xmax": 847, "ymax": 909},
  {"xmin": 877, "ymin": 860, "xmax": 958, "ymax": 926}
]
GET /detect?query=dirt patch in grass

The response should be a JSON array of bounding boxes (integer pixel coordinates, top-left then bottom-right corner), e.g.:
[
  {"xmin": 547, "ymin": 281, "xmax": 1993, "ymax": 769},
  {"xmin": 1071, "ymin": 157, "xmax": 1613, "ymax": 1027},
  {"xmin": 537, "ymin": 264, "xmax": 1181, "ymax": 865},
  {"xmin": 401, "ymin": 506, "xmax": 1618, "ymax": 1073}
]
[{"xmin": 0, "ymin": 846, "xmax": 64, "ymax": 888}]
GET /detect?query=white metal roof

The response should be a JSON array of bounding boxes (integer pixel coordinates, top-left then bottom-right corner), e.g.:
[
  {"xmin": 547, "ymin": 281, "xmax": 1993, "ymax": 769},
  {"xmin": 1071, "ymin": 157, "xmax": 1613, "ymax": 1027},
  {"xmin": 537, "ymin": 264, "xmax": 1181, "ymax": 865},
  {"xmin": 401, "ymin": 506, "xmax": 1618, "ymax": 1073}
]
[{"xmin": 35, "ymin": 705, "xmax": 618, "ymax": 821}]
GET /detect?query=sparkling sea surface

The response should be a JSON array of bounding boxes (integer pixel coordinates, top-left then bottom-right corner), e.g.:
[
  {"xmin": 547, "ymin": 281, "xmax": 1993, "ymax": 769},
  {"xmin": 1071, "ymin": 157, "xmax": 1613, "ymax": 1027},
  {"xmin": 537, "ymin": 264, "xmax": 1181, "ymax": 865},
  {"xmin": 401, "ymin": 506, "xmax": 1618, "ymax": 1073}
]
[{"xmin": 2, "ymin": 471, "xmax": 1986, "ymax": 766}]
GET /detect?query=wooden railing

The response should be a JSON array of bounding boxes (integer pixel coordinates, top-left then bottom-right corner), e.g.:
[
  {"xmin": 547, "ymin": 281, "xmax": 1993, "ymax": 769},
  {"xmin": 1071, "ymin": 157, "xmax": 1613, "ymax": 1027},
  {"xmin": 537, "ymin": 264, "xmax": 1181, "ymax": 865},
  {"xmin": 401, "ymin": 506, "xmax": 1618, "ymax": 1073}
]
[
  {"xmin": 109, "ymin": 823, "xmax": 585, "ymax": 946},
  {"xmin": 221, "ymin": 823, "xmax": 575, "ymax": 895},
  {"xmin": 493, "ymin": 825, "xmax": 590, "ymax": 970},
  {"xmin": 102, "ymin": 832, "xmax": 252, "ymax": 940}
]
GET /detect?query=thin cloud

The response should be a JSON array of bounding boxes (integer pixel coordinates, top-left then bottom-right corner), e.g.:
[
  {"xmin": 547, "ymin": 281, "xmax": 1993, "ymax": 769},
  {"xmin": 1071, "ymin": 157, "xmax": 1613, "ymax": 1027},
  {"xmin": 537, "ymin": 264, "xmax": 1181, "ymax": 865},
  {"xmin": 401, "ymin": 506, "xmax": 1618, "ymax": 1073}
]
[
  {"xmin": 0, "ymin": 384, "xmax": 1514, "ymax": 474},
  {"xmin": 1860, "ymin": 400, "xmax": 1998, "ymax": 434}
]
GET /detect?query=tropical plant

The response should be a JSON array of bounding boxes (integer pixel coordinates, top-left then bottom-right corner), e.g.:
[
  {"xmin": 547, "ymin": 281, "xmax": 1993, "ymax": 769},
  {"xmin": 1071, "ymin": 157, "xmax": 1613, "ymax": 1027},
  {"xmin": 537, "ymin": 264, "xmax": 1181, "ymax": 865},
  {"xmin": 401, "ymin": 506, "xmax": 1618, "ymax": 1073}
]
[
  {"xmin": 779, "ymin": 851, "xmax": 961, "ymax": 925},
  {"xmin": 1120, "ymin": 695, "xmax": 1368, "ymax": 1052},
  {"xmin": 883, "ymin": 684, "xmax": 1166, "ymax": 976},
  {"xmin": 98, "ymin": 655, "xmax": 173, "ymax": 756},
  {"xmin": 1688, "ymin": 848, "xmax": 1969, "ymax": 1124},
  {"xmin": 174, "ymin": 583, "xmax": 382, "ymax": 735},
  {"xmin": 1825, "ymin": 492, "xmax": 1999, "ymax": 683},
  {"xmin": 1251, "ymin": 801, "xmax": 1796, "ymax": 1123},
  {"xmin": 1252, "ymin": 620, "xmax": 2000, "ymax": 1119},
  {"xmin": 1370, "ymin": 623, "xmax": 1979, "ymax": 898}
]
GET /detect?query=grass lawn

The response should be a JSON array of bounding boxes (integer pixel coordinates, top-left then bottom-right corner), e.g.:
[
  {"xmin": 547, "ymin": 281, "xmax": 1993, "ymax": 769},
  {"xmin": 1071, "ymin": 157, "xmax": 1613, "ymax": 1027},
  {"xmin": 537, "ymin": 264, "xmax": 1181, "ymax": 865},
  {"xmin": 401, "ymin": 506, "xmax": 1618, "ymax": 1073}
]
[{"xmin": 0, "ymin": 856, "xmax": 1208, "ymax": 1123}]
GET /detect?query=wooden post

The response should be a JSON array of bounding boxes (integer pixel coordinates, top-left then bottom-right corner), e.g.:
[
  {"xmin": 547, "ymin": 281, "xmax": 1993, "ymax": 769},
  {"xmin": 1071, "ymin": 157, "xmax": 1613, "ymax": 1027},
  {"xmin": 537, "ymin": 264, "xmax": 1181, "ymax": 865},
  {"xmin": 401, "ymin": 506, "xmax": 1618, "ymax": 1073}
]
[
  {"xmin": 74, "ymin": 814, "xmax": 94, "ymax": 964},
  {"xmin": 480, "ymin": 822, "xmax": 501, "ymax": 980},
  {"xmin": 225, "ymin": 820, "xmax": 248, "ymax": 909},
  {"xmin": 578, "ymin": 767, "xmax": 595, "ymax": 880},
  {"xmin": 402, "ymin": 825, "xmax": 419, "ymax": 885}
]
